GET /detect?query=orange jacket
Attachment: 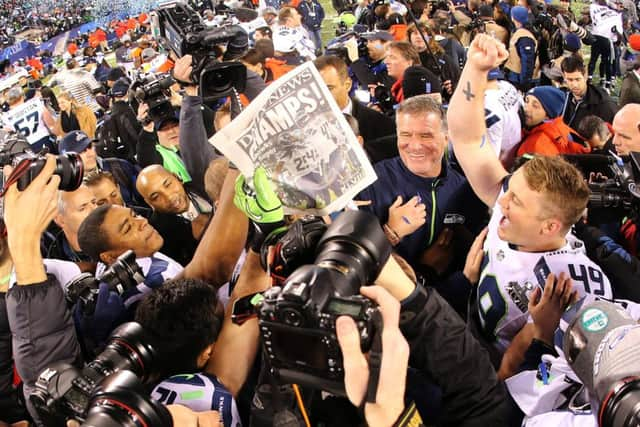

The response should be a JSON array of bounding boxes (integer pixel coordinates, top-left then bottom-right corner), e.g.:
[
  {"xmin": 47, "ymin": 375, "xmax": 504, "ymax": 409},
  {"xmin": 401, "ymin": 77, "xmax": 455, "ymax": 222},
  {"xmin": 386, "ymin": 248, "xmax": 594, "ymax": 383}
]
[
  {"xmin": 389, "ymin": 24, "xmax": 408, "ymax": 41},
  {"xmin": 264, "ymin": 58, "xmax": 295, "ymax": 82},
  {"xmin": 517, "ymin": 117, "xmax": 590, "ymax": 157}
]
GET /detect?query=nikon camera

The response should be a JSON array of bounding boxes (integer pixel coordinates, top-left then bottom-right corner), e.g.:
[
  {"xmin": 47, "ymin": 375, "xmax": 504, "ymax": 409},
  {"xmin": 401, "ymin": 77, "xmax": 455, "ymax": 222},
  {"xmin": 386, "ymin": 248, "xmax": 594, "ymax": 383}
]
[
  {"xmin": 64, "ymin": 250, "xmax": 145, "ymax": 315},
  {"xmin": 257, "ymin": 210, "xmax": 392, "ymax": 395}
]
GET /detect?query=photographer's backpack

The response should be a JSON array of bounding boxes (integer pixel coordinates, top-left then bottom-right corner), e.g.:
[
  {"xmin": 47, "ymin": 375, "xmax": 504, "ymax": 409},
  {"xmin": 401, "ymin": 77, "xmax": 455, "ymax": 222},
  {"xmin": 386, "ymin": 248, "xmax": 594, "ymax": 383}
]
[{"xmin": 95, "ymin": 113, "xmax": 129, "ymax": 161}]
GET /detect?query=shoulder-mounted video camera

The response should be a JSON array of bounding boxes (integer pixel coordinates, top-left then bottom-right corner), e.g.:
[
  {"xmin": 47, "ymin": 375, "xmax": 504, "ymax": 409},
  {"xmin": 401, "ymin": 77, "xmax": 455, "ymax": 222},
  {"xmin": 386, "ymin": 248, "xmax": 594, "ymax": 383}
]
[
  {"xmin": 130, "ymin": 73, "xmax": 176, "ymax": 123},
  {"xmin": 150, "ymin": 0, "xmax": 248, "ymax": 101}
]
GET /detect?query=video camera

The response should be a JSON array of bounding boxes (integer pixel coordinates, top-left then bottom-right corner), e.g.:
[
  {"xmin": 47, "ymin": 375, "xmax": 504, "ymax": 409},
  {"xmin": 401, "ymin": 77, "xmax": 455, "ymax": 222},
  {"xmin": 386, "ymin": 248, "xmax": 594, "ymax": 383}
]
[
  {"xmin": 64, "ymin": 250, "xmax": 145, "ymax": 315},
  {"xmin": 150, "ymin": 0, "xmax": 248, "ymax": 101},
  {"xmin": 130, "ymin": 73, "xmax": 176, "ymax": 123},
  {"xmin": 564, "ymin": 300, "xmax": 640, "ymax": 427},
  {"xmin": 564, "ymin": 153, "xmax": 640, "ymax": 219},
  {"xmin": 30, "ymin": 322, "xmax": 172, "ymax": 426},
  {"xmin": 324, "ymin": 25, "xmax": 370, "ymax": 65},
  {"xmin": 255, "ymin": 210, "xmax": 392, "ymax": 395}
]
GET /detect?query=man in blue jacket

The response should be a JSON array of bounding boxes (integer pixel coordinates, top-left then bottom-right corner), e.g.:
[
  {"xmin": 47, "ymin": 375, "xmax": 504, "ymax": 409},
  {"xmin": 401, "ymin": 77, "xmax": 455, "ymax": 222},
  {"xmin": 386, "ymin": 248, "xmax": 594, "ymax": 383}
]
[
  {"xmin": 298, "ymin": 0, "xmax": 325, "ymax": 55},
  {"xmin": 356, "ymin": 95, "xmax": 486, "ymax": 274}
]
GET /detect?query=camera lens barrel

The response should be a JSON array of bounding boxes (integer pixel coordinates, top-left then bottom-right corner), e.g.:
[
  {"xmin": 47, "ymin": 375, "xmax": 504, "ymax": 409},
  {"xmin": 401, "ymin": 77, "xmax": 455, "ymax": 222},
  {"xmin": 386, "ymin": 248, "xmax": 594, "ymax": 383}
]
[{"xmin": 314, "ymin": 210, "xmax": 391, "ymax": 293}]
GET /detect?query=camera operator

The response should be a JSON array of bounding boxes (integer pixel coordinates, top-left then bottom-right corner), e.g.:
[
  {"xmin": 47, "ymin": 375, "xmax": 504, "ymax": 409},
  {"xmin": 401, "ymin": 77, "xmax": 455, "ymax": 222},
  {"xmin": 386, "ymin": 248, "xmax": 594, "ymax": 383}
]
[
  {"xmin": 136, "ymin": 165, "xmax": 213, "ymax": 266},
  {"xmin": 0, "ymin": 217, "xmax": 30, "ymax": 425},
  {"xmin": 350, "ymin": 30, "xmax": 395, "ymax": 95},
  {"xmin": 172, "ymin": 55, "xmax": 229, "ymax": 196},
  {"xmin": 3, "ymin": 157, "xmax": 83, "ymax": 423},
  {"xmin": 370, "ymin": 246, "xmax": 508, "ymax": 425},
  {"xmin": 102, "ymin": 78, "xmax": 142, "ymax": 163}
]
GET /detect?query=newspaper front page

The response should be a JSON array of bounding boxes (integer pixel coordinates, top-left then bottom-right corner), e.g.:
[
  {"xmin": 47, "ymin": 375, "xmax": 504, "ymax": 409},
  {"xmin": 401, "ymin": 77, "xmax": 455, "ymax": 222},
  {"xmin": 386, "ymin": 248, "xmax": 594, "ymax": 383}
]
[{"xmin": 209, "ymin": 61, "xmax": 377, "ymax": 215}]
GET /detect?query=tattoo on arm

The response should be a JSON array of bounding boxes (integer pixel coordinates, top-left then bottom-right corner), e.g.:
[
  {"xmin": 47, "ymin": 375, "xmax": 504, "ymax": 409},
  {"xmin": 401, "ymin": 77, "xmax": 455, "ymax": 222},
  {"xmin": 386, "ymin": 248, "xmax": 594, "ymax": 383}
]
[{"xmin": 463, "ymin": 81, "xmax": 475, "ymax": 101}]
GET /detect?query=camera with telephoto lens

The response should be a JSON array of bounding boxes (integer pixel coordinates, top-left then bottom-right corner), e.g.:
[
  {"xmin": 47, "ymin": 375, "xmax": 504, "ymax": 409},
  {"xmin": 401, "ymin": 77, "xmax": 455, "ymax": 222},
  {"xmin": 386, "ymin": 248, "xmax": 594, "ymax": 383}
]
[
  {"xmin": 30, "ymin": 322, "xmax": 172, "ymax": 427},
  {"xmin": 0, "ymin": 132, "xmax": 84, "ymax": 192},
  {"xmin": 131, "ymin": 73, "xmax": 176, "ymax": 123},
  {"xmin": 64, "ymin": 250, "xmax": 145, "ymax": 315},
  {"xmin": 150, "ymin": 0, "xmax": 248, "ymax": 101},
  {"xmin": 564, "ymin": 153, "xmax": 640, "ymax": 223},
  {"xmin": 257, "ymin": 210, "xmax": 392, "ymax": 395},
  {"xmin": 563, "ymin": 300, "xmax": 640, "ymax": 427}
]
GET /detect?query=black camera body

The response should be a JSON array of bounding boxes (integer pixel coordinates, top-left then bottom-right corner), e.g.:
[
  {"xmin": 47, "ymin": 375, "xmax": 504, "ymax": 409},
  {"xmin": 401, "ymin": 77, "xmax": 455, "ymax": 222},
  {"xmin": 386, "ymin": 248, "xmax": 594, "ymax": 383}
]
[
  {"xmin": 64, "ymin": 250, "xmax": 145, "ymax": 315},
  {"xmin": 256, "ymin": 210, "xmax": 392, "ymax": 395},
  {"xmin": 30, "ymin": 322, "xmax": 166, "ymax": 426},
  {"xmin": 150, "ymin": 1, "xmax": 248, "ymax": 101},
  {"xmin": 258, "ymin": 279, "xmax": 379, "ymax": 395},
  {"xmin": 132, "ymin": 73, "xmax": 176, "ymax": 123},
  {"xmin": 0, "ymin": 133, "xmax": 83, "ymax": 192},
  {"xmin": 564, "ymin": 152, "xmax": 640, "ymax": 219}
]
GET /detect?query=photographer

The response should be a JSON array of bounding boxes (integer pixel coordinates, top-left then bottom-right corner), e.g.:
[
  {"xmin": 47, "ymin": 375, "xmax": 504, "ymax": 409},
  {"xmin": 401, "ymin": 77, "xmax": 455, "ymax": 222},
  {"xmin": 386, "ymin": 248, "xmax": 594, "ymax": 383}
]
[
  {"xmin": 350, "ymin": 31, "xmax": 395, "ymax": 95},
  {"xmin": 103, "ymin": 78, "xmax": 142, "ymax": 163},
  {"xmin": 371, "ymin": 248, "xmax": 508, "ymax": 425},
  {"xmin": 172, "ymin": 55, "xmax": 224, "ymax": 197},
  {"xmin": 3, "ymin": 157, "xmax": 83, "ymax": 423}
]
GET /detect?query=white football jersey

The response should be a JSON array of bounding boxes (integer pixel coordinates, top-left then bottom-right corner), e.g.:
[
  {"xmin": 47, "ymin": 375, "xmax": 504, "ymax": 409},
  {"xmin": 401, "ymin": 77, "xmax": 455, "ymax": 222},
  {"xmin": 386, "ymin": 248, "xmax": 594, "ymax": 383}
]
[
  {"xmin": 2, "ymin": 98, "xmax": 52, "ymax": 145},
  {"xmin": 477, "ymin": 181, "xmax": 613, "ymax": 353},
  {"xmin": 152, "ymin": 372, "xmax": 242, "ymax": 427}
]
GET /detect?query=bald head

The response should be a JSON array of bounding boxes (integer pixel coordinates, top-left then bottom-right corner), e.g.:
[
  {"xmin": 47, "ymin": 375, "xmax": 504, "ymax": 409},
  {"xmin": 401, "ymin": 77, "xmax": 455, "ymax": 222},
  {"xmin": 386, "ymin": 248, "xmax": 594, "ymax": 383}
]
[
  {"xmin": 136, "ymin": 165, "xmax": 189, "ymax": 214},
  {"xmin": 612, "ymin": 104, "xmax": 640, "ymax": 156}
]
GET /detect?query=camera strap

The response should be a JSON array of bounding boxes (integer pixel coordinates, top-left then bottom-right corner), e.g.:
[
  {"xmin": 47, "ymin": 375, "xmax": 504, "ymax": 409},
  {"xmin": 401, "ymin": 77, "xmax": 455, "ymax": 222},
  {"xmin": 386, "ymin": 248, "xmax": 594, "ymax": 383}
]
[{"xmin": 365, "ymin": 309, "xmax": 383, "ymax": 404}]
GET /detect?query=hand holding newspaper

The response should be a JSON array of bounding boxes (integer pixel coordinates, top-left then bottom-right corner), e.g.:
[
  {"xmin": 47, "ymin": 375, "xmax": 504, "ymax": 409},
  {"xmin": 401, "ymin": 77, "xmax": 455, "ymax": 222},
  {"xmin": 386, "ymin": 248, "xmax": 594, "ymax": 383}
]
[{"xmin": 208, "ymin": 61, "xmax": 377, "ymax": 216}]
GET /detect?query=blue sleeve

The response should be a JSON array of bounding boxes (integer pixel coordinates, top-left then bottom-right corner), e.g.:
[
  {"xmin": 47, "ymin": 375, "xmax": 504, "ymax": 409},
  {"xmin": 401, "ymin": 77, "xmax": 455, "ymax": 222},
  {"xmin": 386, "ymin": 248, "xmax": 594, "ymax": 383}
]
[
  {"xmin": 318, "ymin": 1, "xmax": 325, "ymax": 21},
  {"xmin": 515, "ymin": 37, "xmax": 536, "ymax": 85}
]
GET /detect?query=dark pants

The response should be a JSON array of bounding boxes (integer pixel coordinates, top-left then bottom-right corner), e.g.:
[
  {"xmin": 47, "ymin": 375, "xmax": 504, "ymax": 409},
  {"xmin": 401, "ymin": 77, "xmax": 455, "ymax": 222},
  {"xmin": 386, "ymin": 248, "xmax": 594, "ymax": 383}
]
[
  {"xmin": 0, "ymin": 292, "xmax": 30, "ymax": 424},
  {"xmin": 589, "ymin": 35, "xmax": 613, "ymax": 82}
]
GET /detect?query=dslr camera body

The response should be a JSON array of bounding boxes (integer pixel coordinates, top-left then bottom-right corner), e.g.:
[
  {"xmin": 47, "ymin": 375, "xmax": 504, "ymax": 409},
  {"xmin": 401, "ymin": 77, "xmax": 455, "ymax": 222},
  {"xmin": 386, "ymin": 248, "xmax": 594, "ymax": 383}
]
[
  {"xmin": 150, "ymin": 0, "xmax": 248, "ymax": 101},
  {"xmin": 31, "ymin": 322, "xmax": 172, "ymax": 426},
  {"xmin": 0, "ymin": 132, "xmax": 83, "ymax": 192},
  {"xmin": 256, "ymin": 210, "xmax": 391, "ymax": 395},
  {"xmin": 64, "ymin": 250, "xmax": 145, "ymax": 315}
]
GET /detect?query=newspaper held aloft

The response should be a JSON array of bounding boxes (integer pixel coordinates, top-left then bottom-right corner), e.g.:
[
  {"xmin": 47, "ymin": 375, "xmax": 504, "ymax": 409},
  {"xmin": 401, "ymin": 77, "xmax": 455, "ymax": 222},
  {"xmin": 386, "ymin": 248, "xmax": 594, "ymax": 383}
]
[{"xmin": 208, "ymin": 61, "xmax": 377, "ymax": 216}]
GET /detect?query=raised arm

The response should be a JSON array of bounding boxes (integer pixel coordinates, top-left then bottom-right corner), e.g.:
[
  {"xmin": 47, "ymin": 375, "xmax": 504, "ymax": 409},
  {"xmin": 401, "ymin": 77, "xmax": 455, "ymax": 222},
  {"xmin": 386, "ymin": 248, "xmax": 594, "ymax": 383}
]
[
  {"xmin": 181, "ymin": 166, "xmax": 248, "ymax": 286},
  {"xmin": 447, "ymin": 34, "xmax": 510, "ymax": 207}
]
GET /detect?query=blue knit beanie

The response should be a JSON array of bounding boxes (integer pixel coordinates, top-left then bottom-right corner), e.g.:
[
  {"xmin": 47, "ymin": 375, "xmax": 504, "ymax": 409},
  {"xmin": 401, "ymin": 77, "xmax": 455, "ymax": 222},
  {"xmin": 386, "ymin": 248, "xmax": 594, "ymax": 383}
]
[
  {"xmin": 527, "ymin": 86, "xmax": 566, "ymax": 118},
  {"xmin": 511, "ymin": 6, "xmax": 529, "ymax": 24},
  {"xmin": 564, "ymin": 33, "xmax": 581, "ymax": 53}
]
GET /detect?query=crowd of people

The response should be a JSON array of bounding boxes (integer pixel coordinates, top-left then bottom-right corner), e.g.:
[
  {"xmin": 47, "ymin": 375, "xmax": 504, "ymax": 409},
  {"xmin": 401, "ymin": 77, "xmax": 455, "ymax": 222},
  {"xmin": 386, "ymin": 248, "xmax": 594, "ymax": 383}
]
[
  {"xmin": 1, "ymin": 0, "xmax": 640, "ymax": 425},
  {"xmin": 0, "ymin": 0, "xmax": 93, "ymax": 45}
]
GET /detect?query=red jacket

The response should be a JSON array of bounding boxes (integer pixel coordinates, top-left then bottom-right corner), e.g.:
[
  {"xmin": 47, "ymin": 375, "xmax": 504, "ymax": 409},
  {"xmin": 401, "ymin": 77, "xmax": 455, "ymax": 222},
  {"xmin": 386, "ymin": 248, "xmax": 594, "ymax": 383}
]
[{"xmin": 517, "ymin": 117, "xmax": 590, "ymax": 157}]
